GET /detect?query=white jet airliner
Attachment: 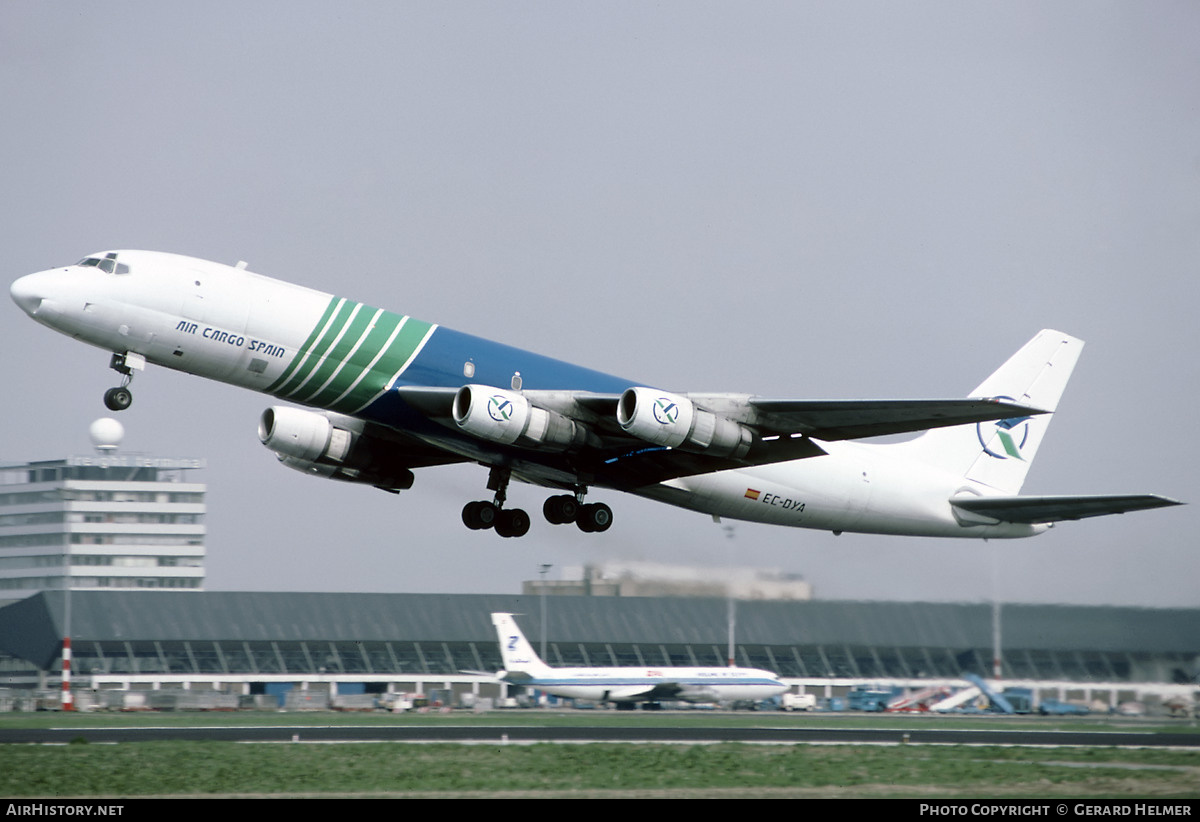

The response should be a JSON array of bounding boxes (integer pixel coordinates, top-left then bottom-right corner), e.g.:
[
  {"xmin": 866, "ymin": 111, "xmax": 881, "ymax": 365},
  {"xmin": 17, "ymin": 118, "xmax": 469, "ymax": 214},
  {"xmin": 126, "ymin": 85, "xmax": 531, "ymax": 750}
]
[
  {"xmin": 10, "ymin": 250, "xmax": 1180, "ymax": 538},
  {"xmin": 489, "ymin": 612, "xmax": 788, "ymax": 708}
]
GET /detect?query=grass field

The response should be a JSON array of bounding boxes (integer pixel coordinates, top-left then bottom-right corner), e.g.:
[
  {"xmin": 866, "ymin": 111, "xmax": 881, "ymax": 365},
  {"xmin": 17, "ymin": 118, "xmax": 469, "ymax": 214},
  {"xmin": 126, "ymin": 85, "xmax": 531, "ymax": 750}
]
[{"xmin": 2, "ymin": 711, "xmax": 1197, "ymax": 798}]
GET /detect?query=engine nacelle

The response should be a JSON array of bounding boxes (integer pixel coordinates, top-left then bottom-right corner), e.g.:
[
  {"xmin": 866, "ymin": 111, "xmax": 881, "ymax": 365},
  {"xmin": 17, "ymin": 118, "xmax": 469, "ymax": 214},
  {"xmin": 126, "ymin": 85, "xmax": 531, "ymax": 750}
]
[
  {"xmin": 452, "ymin": 385, "xmax": 587, "ymax": 451},
  {"xmin": 616, "ymin": 387, "xmax": 752, "ymax": 458},
  {"xmin": 258, "ymin": 406, "xmax": 415, "ymax": 490},
  {"xmin": 259, "ymin": 406, "xmax": 351, "ymax": 463}
]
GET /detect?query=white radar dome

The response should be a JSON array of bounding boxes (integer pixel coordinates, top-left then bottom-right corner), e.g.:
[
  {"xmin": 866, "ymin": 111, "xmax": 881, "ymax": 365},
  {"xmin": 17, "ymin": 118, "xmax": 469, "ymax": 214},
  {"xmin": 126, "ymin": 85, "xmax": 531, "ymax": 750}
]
[{"xmin": 89, "ymin": 417, "xmax": 125, "ymax": 451}]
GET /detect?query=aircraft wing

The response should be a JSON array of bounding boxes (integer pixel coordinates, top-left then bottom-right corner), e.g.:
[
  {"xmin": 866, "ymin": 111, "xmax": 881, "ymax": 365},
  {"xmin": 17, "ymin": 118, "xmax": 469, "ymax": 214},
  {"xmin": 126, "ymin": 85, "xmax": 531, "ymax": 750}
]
[
  {"xmin": 594, "ymin": 681, "xmax": 732, "ymax": 704},
  {"xmin": 399, "ymin": 386, "xmax": 1042, "ymax": 441},
  {"xmin": 393, "ymin": 386, "xmax": 1046, "ymax": 486},
  {"xmin": 605, "ymin": 685, "xmax": 667, "ymax": 701},
  {"xmin": 951, "ymin": 494, "xmax": 1184, "ymax": 524},
  {"xmin": 394, "ymin": 385, "xmax": 825, "ymax": 486},
  {"xmin": 459, "ymin": 669, "xmax": 502, "ymax": 680},
  {"xmin": 639, "ymin": 682, "xmax": 689, "ymax": 700}
]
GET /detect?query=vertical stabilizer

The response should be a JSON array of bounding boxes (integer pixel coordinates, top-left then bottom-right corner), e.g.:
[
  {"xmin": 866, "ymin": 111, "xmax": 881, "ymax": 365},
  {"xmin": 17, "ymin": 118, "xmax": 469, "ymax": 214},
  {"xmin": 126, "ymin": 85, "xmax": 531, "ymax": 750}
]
[
  {"xmin": 908, "ymin": 330, "xmax": 1083, "ymax": 494},
  {"xmin": 490, "ymin": 612, "xmax": 553, "ymax": 676}
]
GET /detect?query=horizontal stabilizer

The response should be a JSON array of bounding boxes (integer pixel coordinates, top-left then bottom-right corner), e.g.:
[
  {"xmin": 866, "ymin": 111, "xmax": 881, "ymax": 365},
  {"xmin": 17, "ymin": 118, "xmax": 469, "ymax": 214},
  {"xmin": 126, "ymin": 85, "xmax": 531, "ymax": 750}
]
[{"xmin": 951, "ymin": 494, "xmax": 1183, "ymax": 524}]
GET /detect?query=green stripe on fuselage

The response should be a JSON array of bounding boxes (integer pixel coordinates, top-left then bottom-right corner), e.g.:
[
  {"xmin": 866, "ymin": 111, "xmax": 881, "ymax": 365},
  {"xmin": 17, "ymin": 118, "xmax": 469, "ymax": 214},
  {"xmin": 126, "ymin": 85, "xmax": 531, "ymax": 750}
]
[
  {"xmin": 270, "ymin": 297, "xmax": 352, "ymax": 397},
  {"xmin": 303, "ymin": 309, "xmax": 399, "ymax": 407},
  {"xmin": 265, "ymin": 296, "xmax": 342, "ymax": 394},
  {"xmin": 266, "ymin": 292, "xmax": 435, "ymax": 413},
  {"xmin": 288, "ymin": 302, "xmax": 373, "ymax": 402},
  {"xmin": 273, "ymin": 298, "xmax": 359, "ymax": 398},
  {"xmin": 330, "ymin": 313, "xmax": 435, "ymax": 414}
]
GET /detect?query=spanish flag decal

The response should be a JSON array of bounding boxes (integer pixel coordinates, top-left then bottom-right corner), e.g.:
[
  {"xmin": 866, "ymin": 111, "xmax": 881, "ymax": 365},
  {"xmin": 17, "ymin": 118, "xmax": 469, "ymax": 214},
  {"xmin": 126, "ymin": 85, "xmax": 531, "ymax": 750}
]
[{"xmin": 744, "ymin": 488, "xmax": 761, "ymax": 501}]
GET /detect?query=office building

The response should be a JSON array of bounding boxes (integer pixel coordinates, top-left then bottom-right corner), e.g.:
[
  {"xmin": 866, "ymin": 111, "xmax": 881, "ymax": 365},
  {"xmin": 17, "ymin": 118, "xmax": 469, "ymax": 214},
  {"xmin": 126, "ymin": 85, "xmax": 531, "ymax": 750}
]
[{"xmin": 0, "ymin": 453, "xmax": 206, "ymax": 606}]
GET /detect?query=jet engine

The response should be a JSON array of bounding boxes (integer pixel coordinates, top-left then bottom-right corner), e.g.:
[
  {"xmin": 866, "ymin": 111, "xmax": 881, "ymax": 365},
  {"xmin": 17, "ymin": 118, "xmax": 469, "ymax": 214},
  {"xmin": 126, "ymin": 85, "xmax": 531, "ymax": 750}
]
[
  {"xmin": 258, "ymin": 406, "xmax": 415, "ymax": 490},
  {"xmin": 616, "ymin": 387, "xmax": 752, "ymax": 458},
  {"xmin": 452, "ymin": 385, "xmax": 589, "ymax": 451},
  {"xmin": 259, "ymin": 406, "xmax": 351, "ymax": 464}
]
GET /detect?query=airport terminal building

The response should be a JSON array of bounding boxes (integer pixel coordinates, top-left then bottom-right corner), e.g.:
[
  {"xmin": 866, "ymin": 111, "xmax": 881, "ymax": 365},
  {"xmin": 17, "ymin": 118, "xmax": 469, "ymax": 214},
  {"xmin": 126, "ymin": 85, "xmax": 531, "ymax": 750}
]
[{"xmin": 1, "ymin": 590, "xmax": 1196, "ymax": 711}]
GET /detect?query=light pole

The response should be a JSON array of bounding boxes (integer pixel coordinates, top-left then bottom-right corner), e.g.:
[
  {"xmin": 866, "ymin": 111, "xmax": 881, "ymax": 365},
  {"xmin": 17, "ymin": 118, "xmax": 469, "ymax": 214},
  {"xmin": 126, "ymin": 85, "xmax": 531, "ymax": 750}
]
[
  {"xmin": 991, "ymin": 546, "xmax": 1003, "ymax": 680},
  {"xmin": 539, "ymin": 563, "xmax": 552, "ymax": 660},
  {"xmin": 723, "ymin": 523, "xmax": 736, "ymax": 667},
  {"xmin": 62, "ymin": 582, "xmax": 73, "ymax": 711}
]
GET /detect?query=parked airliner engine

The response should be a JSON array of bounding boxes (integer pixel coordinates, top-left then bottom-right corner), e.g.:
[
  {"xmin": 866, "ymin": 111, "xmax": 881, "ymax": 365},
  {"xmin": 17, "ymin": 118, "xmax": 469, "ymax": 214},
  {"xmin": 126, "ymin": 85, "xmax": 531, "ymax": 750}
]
[
  {"xmin": 258, "ymin": 406, "xmax": 415, "ymax": 490},
  {"xmin": 452, "ymin": 385, "xmax": 590, "ymax": 451},
  {"xmin": 617, "ymin": 387, "xmax": 752, "ymax": 458}
]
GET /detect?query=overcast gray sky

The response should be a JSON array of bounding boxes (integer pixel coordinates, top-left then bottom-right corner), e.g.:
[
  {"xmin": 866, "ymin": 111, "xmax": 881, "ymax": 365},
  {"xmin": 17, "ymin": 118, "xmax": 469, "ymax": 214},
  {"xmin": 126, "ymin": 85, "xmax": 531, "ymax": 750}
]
[{"xmin": 2, "ymin": 2, "xmax": 1196, "ymax": 608}]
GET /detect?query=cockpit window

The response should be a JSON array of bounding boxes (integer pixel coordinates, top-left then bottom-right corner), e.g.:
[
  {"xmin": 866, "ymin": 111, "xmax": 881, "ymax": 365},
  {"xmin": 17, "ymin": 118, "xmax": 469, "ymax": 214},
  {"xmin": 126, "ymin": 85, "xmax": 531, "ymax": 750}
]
[{"xmin": 76, "ymin": 256, "xmax": 129, "ymax": 275}]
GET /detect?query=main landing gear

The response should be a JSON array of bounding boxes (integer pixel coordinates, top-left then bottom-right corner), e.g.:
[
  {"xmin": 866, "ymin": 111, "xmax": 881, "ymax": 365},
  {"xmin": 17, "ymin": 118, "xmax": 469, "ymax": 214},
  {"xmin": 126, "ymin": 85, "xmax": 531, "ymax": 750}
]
[
  {"xmin": 543, "ymin": 493, "xmax": 613, "ymax": 533},
  {"xmin": 462, "ymin": 468, "xmax": 614, "ymax": 538},
  {"xmin": 462, "ymin": 499, "xmax": 531, "ymax": 538},
  {"xmin": 462, "ymin": 466, "xmax": 531, "ymax": 538},
  {"xmin": 103, "ymin": 353, "xmax": 137, "ymax": 411}
]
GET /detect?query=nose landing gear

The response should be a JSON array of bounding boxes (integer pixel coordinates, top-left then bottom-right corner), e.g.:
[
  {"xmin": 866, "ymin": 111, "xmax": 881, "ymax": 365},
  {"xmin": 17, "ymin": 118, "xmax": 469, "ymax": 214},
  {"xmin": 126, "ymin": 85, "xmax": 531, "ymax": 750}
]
[
  {"xmin": 103, "ymin": 352, "xmax": 144, "ymax": 411},
  {"xmin": 103, "ymin": 386, "xmax": 132, "ymax": 412}
]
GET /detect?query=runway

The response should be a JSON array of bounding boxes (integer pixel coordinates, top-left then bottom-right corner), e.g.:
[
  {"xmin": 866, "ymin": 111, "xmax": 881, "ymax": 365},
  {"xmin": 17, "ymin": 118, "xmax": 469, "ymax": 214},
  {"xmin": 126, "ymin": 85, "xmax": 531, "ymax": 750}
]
[{"xmin": 4, "ymin": 721, "xmax": 1197, "ymax": 748}]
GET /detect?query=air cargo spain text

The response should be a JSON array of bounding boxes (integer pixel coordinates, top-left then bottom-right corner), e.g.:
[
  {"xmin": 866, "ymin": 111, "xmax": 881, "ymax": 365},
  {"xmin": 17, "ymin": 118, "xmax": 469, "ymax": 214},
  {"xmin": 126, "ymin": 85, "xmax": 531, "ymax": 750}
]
[{"xmin": 175, "ymin": 321, "xmax": 285, "ymax": 357}]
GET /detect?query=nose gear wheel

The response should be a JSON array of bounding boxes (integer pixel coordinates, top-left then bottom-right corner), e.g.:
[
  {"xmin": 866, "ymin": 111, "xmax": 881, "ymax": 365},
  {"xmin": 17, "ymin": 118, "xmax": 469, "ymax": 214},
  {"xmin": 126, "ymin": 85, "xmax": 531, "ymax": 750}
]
[{"xmin": 104, "ymin": 353, "xmax": 136, "ymax": 411}]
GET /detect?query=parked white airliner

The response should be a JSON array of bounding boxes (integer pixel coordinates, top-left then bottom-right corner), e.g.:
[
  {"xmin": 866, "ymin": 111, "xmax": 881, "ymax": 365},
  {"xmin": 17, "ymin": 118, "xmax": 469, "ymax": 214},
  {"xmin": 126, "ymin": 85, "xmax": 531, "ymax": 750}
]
[
  {"xmin": 10, "ymin": 250, "xmax": 1180, "ymax": 537},
  {"xmin": 490, "ymin": 612, "xmax": 787, "ymax": 707}
]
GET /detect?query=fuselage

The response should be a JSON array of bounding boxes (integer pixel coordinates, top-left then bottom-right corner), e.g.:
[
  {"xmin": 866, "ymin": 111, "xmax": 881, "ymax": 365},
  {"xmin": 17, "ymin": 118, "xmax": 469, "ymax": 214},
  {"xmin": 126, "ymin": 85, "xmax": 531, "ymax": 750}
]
[
  {"xmin": 11, "ymin": 250, "xmax": 1044, "ymax": 538},
  {"xmin": 518, "ymin": 666, "xmax": 788, "ymax": 704}
]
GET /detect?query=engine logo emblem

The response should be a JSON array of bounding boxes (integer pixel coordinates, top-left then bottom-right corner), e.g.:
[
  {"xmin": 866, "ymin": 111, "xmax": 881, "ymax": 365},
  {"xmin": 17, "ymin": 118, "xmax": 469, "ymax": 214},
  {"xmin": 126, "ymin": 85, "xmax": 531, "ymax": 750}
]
[
  {"xmin": 652, "ymin": 398, "xmax": 680, "ymax": 425},
  {"xmin": 488, "ymin": 395, "xmax": 514, "ymax": 423}
]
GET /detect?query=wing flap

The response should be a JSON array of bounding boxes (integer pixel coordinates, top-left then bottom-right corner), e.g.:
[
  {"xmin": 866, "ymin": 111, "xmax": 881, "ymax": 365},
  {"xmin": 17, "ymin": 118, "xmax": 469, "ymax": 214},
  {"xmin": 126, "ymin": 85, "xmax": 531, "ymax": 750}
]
[
  {"xmin": 951, "ymin": 494, "xmax": 1184, "ymax": 524},
  {"xmin": 591, "ymin": 436, "xmax": 826, "ymax": 488}
]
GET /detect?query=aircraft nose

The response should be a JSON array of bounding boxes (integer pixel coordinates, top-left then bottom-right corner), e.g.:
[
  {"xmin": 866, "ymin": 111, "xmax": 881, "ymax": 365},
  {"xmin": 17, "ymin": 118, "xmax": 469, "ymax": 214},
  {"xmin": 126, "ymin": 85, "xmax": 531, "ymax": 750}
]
[{"xmin": 10, "ymin": 273, "xmax": 44, "ymax": 316}]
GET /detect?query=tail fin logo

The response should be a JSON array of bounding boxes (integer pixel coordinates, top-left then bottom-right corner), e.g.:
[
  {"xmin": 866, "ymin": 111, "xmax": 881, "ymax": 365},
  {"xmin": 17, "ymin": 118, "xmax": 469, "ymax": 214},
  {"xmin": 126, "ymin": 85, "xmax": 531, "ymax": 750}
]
[{"xmin": 977, "ymin": 396, "xmax": 1032, "ymax": 461}]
